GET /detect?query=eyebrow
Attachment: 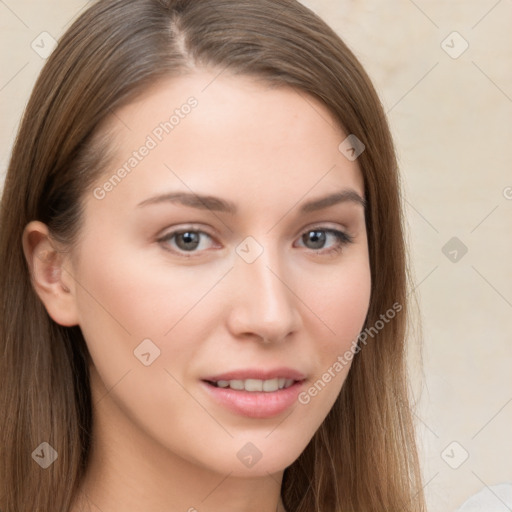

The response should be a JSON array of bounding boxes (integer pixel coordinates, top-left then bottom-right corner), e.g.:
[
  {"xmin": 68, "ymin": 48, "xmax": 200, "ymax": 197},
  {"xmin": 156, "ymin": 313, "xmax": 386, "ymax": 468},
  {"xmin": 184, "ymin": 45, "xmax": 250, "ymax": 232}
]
[{"xmin": 137, "ymin": 188, "xmax": 366, "ymax": 214}]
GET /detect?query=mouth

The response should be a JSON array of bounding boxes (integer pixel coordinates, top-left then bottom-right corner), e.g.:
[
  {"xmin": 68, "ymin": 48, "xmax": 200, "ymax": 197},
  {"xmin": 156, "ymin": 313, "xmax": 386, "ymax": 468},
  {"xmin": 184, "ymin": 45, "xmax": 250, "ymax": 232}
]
[
  {"xmin": 200, "ymin": 368, "xmax": 307, "ymax": 418},
  {"xmin": 204, "ymin": 377, "xmax": 298, "ymax": 392}
]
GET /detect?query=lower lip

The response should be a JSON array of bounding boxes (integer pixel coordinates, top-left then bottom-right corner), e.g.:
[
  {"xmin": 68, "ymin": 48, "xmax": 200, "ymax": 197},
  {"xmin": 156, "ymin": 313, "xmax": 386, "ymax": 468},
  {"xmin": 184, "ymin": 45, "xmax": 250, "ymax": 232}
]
[{"xmin": 201, "ymin": 380, "xmax": 304, "ymax": 419}]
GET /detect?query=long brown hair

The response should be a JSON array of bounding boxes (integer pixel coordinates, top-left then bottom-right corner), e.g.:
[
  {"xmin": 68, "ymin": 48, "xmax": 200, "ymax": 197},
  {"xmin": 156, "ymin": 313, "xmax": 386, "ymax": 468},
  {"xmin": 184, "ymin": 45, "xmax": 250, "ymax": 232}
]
[{"xmin": 0, "ymin": 0, "xmax": 426, "ymax": 510}]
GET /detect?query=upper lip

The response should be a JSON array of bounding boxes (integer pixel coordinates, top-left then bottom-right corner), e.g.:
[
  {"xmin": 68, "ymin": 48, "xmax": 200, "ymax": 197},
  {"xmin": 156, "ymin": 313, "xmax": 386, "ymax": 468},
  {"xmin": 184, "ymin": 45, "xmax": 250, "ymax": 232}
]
[{"xmin": 202, "ymin": 367, "xmax": 307, "ymax": 382}]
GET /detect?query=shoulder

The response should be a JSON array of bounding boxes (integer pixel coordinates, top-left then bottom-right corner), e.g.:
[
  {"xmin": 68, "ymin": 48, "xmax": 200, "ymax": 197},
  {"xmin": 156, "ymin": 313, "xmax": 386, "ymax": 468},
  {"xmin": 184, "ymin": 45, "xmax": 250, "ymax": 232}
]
[{"xmin": 455, "ymin": 483, "xmax": 512, "ymax": 512}]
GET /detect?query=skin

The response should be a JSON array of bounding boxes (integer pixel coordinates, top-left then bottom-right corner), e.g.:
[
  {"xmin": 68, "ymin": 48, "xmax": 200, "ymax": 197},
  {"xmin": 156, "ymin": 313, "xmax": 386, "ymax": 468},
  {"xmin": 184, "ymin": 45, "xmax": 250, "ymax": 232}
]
[{"xmin": 23, "ymin": 69, "xmax": 371, "ymax": 512}]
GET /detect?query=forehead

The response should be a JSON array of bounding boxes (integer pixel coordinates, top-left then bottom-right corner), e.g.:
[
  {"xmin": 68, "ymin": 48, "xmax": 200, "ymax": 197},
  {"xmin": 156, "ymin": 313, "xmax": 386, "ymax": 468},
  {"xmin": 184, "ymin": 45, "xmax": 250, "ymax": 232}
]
[{"xmin": 87, "ymin": 69, "xmax": 365, "ymax": 215}]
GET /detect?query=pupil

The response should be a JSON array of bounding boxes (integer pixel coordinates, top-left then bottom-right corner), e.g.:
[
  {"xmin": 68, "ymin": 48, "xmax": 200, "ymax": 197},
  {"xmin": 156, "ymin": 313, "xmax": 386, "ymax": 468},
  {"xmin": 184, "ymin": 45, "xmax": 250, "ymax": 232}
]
[
  {"xmin": 178, "ymin": 231, "xmax": 200, "ymax": 250},
  {"xmin": 306, "ymin": 230, "xmax": 325, "ymax": 249}
]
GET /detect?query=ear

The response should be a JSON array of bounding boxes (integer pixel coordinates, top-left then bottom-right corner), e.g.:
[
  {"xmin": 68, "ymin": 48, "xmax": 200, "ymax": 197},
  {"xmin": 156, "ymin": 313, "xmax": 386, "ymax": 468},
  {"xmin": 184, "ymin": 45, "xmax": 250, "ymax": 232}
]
[{"xmin": 22, "ymin": 221, "xmax": 80, "ymax": 327}]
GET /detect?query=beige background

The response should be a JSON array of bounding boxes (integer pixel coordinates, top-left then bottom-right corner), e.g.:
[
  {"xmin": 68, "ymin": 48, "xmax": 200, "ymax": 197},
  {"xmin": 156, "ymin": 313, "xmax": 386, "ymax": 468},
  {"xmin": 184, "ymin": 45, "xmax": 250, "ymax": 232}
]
[{"xmin": 1, "ymin": 1, "xmax": 511, "ymax": 510}]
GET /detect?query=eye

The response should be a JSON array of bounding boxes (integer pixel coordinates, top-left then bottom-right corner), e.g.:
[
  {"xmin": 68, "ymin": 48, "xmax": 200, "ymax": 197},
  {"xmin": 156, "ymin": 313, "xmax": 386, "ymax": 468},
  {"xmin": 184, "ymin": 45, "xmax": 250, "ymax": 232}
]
[
  {"xmin": 157, "ymin": 225, "xmax": 354, "ymax": 257},
  {"xmin": 158, "ymin": 227, "xmax": 216, "ymax": 255},
  {"xmin": 295, "ymin": 227, "xmax": 354, "ymax": 255}
]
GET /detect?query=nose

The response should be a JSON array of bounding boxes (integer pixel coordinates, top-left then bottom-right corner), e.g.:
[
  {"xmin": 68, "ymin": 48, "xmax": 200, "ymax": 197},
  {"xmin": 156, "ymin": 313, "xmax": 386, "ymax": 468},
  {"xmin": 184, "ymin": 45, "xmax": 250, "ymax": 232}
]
[{"xmin": 226, "ymin": 243, "xmax": 302, "ymax": 344}]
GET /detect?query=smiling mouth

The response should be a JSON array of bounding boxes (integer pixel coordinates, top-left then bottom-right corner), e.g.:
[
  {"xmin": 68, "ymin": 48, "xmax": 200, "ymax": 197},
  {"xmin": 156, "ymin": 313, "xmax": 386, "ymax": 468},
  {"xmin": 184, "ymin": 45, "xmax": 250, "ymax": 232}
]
[{"xmin": 205, "ymin": 378, "xmax": 298, "ymax": 392}]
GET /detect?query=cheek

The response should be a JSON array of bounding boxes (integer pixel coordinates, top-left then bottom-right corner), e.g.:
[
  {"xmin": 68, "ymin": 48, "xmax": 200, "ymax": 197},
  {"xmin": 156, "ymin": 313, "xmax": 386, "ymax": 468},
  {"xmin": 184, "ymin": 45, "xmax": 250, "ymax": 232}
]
[
  {"xmin": 313, "ymin": 257, "xmax": 371, "ymax": 348},
  {"xmin": 71, "ymin": 240, "xmax": 228, "ymax": 384},
  {"xmin": 75, "ymin": 240, "xmax": 231, "ymax": 327},
  {"xmin": 297, "ymin": 258, "xmax": 371, "ymax": 407}
]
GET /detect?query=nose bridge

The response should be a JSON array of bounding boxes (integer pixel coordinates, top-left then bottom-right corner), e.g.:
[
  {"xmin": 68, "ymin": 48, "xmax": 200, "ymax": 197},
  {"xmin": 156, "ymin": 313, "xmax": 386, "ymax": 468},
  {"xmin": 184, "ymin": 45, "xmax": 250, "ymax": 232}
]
[{"xmin": 229, "ymin": 236, "xmax": 300, "ymax": 342}]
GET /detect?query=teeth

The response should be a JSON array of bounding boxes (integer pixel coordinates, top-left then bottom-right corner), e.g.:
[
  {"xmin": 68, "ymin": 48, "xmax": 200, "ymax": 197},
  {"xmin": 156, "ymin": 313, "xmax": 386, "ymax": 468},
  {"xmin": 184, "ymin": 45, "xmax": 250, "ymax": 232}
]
[
  {"xmin": 262, "ymin": 378, "xmax": 278, "ymax": 392},
  {"xmin": 213, "ymin": 378, "xmax": 296, "ymax": 392}
]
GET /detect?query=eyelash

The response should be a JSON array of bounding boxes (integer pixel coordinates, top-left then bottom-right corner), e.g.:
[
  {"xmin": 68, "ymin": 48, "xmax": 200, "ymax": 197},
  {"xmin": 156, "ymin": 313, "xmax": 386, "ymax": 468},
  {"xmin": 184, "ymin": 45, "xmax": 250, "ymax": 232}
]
[{"xmin": 157, "ymin": 225, "xmax": 354, "ymax": 258}]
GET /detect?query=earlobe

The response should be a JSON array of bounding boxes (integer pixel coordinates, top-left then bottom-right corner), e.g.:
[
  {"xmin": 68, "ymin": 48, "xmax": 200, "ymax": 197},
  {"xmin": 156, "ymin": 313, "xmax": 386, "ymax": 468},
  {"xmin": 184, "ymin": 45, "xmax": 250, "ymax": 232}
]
[{"xmin": 22, "ymin": 221, "xmax": 79, "ymax": 327}]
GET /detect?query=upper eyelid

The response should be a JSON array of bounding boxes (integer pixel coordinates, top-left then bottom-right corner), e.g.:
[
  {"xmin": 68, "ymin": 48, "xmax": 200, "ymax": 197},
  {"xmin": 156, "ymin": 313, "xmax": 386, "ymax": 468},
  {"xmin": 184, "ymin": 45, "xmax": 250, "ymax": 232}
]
[{"xmin": 158, "ymin": 223, "xmax": 351, "ymax": 238}]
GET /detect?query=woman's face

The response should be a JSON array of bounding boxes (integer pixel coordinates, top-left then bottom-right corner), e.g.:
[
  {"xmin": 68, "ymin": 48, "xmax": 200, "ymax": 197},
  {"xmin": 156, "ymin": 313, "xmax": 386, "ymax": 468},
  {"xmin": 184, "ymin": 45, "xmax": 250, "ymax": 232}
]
[{"xmin": 66, "ymin": 69, "xmax": 371, "ymax": 477}]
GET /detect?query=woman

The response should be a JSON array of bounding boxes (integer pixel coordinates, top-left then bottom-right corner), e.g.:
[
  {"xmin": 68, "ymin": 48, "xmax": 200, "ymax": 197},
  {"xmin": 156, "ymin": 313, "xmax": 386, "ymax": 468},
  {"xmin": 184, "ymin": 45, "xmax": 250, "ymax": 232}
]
[{"xmin": 0, "ymin": 0, "xmax": 426, "ymax": 510}]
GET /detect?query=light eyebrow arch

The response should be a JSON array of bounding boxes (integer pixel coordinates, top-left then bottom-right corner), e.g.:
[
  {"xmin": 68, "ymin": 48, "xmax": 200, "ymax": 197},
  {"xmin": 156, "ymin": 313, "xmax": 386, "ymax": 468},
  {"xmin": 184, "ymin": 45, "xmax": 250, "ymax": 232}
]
[
  {"xmin": 136, "ymin": 188, "xmax": 366, "ymax": 214},
  {"xmin": 299, "ymin": 189, "xmax": 366, "ymax": 213},
  {"xmin": 137, "ymin": 192, "xmax": 237, "ymax": 213}
]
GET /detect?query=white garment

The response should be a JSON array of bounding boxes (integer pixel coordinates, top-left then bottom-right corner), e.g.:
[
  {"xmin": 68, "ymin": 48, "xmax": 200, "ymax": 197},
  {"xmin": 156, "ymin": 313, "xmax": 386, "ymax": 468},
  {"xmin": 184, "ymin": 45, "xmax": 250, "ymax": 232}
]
[{"xmin": 455, "ymin": 483, "xmax": 512, "ymax": 512}]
